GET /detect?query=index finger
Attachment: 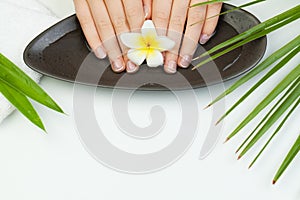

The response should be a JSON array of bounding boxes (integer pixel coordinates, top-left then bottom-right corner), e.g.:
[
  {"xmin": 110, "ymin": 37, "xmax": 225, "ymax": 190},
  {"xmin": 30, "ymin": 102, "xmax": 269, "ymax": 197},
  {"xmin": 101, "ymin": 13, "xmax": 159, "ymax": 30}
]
[{"xmin": 73, "ymin": 0, "xmax": 106, "ymax": 58}]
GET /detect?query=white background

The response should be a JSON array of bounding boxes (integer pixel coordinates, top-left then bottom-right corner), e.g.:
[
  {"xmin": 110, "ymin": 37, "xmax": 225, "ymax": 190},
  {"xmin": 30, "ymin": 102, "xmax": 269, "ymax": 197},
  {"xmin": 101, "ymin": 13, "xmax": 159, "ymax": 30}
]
[{"xmin": 1, "ymin": 0, "xmax": 300, "ymax": 199}]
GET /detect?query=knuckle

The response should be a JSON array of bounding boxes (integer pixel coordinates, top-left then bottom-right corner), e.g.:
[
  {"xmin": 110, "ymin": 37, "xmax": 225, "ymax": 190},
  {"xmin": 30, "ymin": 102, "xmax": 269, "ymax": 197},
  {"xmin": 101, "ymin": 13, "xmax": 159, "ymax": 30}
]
[
  {"xmin": 78, "ymin": 16, "xmax": 92, "ymax": 28},
  {"xmin": 96, "ymin": 19, "xmax": 112, "ymax": 30},
  {"xmin": 207, "ymin": 3, "xmax": 223, "ymax": 15},
  {"xmin": 188, "ymin": 12, "xmax": 204, "ymax": 23},
  {"xmin": 170, "ymin": 15, "xmax": 185, "ymax": 28},
  {"xmin": 125, "ymin": 6, "xmax": 143, "ymax": 29},
  {"xmin": 112, "ymin": 16, "xmax": 127, "ymax": 31},
  {"xmin": 79, "ymin": 16, "xmax": 88, "ymax": 25},
  {"xmin": 154, "ymin": 11, "xmax": 169, "ymax": 22},
  {"xmin": 209, "ymin": 2, "xmax": 223, "ymax": 10},
  {"xmin": 126, "ymin": 6, "xmax": 139, "ymax": 18},
  {"xmin": 87, "ymin": 0, "xmax": 103, "ymax": 4}
]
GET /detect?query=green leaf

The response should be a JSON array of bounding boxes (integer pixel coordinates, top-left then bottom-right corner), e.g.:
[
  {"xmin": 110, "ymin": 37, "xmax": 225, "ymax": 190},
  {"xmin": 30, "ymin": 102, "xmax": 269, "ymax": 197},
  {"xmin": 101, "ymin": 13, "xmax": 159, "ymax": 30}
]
[
  {"xmin": 238, "ymin": 78, "xmax": 300, "ymax": 158},
  {"xmin": 0, "ymin": 53, "xmax": 63, "ymax": 113},
  {"xmin": 249, "ymin": 96, "xmax": 300, "ymax": 168},
  {"xmin": 235, "ymin": 77, "xmax": 300, "ymax": 154},
  {"xmin": 190, "ymin": 0, "xmax": 266, "ymax": 26},
  {"xmin": 217, "ymin": 45, "xmax": 300, "ymax": 124},
  {"xmin": 0, "ymin": 81, "xmax": 45, "ymax": 131},
  {"xmin": 227, "ymin": 64, "xmax": 300, "ymax": 140},
  {"xmin": 193, "ymin": 12, "xmax": 300, "ymax": 69},
  {"xmin": 207, "ymin": 34, "xmax": 300, "ymax": 107},
  {"xmin": 273, "ymin": 133, "xmax": 300, "ymax": 184},
  {"xmin": 195, "ymin": 5, "xmax": 300, "ymax": 58}
]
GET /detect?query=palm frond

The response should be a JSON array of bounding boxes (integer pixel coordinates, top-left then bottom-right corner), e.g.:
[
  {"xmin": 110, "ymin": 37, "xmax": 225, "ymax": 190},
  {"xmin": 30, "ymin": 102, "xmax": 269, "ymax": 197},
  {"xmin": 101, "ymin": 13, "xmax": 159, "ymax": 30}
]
[
  {"xmin": 208, "ymin": 35, "xmax": 300, "ymax": 107},
  {"xmin": 237, "ymin": 76, "xmax": 300, "ymax": 158},
  {"xmin": 0, "ymin": 81, "xmax": 45, "ymax": 131},
  {"xmin": 0, "ymin": 53, "xmax": 64, "ymax": 130},
  {"xmin": 193, "ymin": 4, "xmax": 300, "ymax": 63},
  {"xmin": 217, "ymin": 46, "xmax": 300, "ymax": 124},
  {"xmin": 249, "ymin": 97, "xmax": 300, "ymax": 169},
  {"xmin": 235, "ymin": 77, "xmax": 300, "ymax": 154},
  {"xmin": 190, "ymin": 0, "xmax": 266, "ymax": 26},
  {"xmin": 0, "ymin": 53, "xmax": 63, "ymax": 113},
  {"xmin": 197, "ymin": 2, "xmax": 300, "ymax": 184},
  {"xmin": 273, "ymin": 134, "xmax": 300, "ymax": 184},
  {"xmin": 192, "ymin": 13, "xmax": 300, "ymax": 69},
  {"xmin": 227, "ymin": 64, "xmax": 300, "ymax": 141}
]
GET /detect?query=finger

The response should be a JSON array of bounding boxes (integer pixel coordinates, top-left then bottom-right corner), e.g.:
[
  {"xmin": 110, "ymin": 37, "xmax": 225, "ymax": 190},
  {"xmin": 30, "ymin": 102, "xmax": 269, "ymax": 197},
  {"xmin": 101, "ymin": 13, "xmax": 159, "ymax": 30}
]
[
  {"xmin": 178, "ymin": 0, "xmax": 207, "ymax": 68},
  {"xmin": 104, "ymin": 0, "xmax": 138, "ymax": 73},
  {"xmin": 73, "ymin": 0, "xmax": 106, "ymax": 59},
  {"xmin": 164, "ymin": 0, "xmax": 190, "ymax": 74},
  {"xmin": 122, "ymin": 0, "xmax": 144, "ymax": 32},
  {"xmin": 87, "ymin": 0, "xmax": 125, "ymax": 72},
  {"xmin": 143, "ymin": 0, "xmax": 152, "ymax": 19},
  {"xmin": 152, "ymin": 0, "xmax": 173, "ymax": 36},
  {"xmin": 200, "ymin": 2, "xmax": 222, "ymax": 44}
]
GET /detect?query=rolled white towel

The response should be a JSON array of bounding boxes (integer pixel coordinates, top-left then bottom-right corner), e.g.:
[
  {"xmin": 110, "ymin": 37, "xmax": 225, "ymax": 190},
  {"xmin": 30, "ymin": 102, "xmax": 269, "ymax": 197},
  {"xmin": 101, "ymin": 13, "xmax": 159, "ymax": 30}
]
[{"xmin": 0, "ymin": 0, "xmax": 58, "ymax": 123}]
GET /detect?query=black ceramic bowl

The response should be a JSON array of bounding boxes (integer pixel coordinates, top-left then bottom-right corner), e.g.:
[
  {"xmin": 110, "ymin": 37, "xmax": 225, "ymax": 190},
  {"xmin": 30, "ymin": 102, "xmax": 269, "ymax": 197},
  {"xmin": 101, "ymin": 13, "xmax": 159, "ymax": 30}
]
[{"xmin": 24, "ymin": 4, "xmax": 267, "ymax": 90}]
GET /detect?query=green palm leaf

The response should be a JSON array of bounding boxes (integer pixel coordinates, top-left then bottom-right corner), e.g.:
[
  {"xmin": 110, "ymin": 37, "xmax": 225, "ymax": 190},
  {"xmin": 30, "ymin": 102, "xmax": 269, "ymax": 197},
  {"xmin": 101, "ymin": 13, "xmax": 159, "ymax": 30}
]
[
  {"xmin": 0, "ymin": 53, "xmax": 63, "ymax": 130},
  {"xmin": 0, "ymin": 81, "xmax": 45, "ymax": 131},
  {"xmin": 193, "ymin": 4, "xmax": 300, "ymax": 61},
  {"xmin": 207, "ymin": 34, "xmax": 300, "ymax": 108},
  {"xmin": 193, "ymin": 2, "xmax": 300, "ymax": 184},
  {"xmin": 0, "ymin": 53, "xmax": 63, "ymax": 113},
  {"xmin": 249, "ymin": 97, "xmax": 300, "ymax": 169},
  {"xmin": 238, "ymin": 78, "xmax": 300, "ymax": 158},
  {"xmin": 192, "ymin": 13, "xmax": 300, "ymax": 69},
  {"xmin": 273, "ymin": 134, "xmax": 300, "ymax": 184},
  {"xmin": 190, "ymin": 0, "xmax": 266, "ymax": 26},
  {"xmin": 217, "ymin": 45, "xmax": 300, "ymax": 124},
  {"xmin": 235, "ymin": 77, "xmax": 299, "ymax": 154},
  {"xmin": 227, "ymin": 64, "xmax": 300, "ymax": 141}
]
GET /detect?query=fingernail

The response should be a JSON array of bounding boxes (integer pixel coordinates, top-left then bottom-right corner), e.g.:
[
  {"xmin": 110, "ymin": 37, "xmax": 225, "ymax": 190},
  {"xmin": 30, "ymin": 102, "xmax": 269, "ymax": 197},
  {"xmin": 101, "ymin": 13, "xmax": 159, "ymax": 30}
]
[
  {"xmin": 126, "ymin": 61, "xmax": 139, "ymax": 73},
  {"xmin": 200, "ymin": 34, "xmax": 212, "ymax": 45},
  {"xmin": 165, "ymin": 60, "xmax": 177, "ymax": 74},
  {"xmin": 112, "ymin": 59, "xmax": 125, "ymax": 72},
  {"xmin": 144, "ymin": 5, "xmax": 149, "ymax": 19},
  {"xmin": 179, "ymin": 55, "xmax": 192, "ymax": 68},
  {"xmin": 94, "ymin": 46, "xmax": 107, "ymax": 59}
]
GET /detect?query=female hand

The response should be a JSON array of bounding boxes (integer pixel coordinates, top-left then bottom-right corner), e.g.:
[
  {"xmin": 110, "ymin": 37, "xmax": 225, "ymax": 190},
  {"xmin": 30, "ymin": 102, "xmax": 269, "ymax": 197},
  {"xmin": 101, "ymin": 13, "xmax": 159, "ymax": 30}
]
[
  {"xmin": 73, "ymin": 0, "xmax": 152, "ymax": 73},
  {"xmin": 152, "ymin": 0, "xmax": 222, "ymax": 73}
]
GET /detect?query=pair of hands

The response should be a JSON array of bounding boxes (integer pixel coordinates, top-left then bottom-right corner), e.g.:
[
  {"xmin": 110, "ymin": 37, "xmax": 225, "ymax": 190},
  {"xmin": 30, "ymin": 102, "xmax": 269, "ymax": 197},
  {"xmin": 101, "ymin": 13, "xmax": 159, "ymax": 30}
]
[{"xmin": 74, "ymin": 0, "xmax": 222, "ymax": 73}]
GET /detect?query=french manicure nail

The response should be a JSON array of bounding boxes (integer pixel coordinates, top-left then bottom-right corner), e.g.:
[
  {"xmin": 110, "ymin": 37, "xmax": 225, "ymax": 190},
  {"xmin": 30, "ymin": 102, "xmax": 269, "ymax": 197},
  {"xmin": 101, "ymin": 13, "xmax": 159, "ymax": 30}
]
[
  {"xmin": 179, "ymin": 55, "xmax": 192, "ymax": 68},
  {"xmin": 200, "ymin": 34, "xmax": 212, "ymax": 45},
  {"xmin": 112, "ymin": 59, "xmax": 124, "ymax": 72},
  {"xmin": 94, "ymin": 46, "xmax": 107, "ymax": 59},
  {"xmin": 166, "ymin": 60, "xmax": 177, "ymax": 74},
  {"xmin": 144, "ymin": 5, "xmax": 149, "ymax": 19},
  {"xmin": 127, "ymin": 61, "xmax": 139, "ymax": 73}
]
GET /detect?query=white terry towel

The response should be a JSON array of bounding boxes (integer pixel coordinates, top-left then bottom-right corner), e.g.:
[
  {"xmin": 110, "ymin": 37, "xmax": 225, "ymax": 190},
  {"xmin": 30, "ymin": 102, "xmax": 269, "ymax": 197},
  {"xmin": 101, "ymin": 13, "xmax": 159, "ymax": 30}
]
[{"xmin": 0, "ymin": 0, "xmax": 58, "ymax": 123}]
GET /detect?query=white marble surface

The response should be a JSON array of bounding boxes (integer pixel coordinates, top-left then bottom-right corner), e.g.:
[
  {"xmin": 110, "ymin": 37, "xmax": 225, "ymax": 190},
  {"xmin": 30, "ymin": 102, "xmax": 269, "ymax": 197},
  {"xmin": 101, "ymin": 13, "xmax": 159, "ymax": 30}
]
[{"xmin": 0, "ymin": 0, "xmax": 300, "ymax": 200}]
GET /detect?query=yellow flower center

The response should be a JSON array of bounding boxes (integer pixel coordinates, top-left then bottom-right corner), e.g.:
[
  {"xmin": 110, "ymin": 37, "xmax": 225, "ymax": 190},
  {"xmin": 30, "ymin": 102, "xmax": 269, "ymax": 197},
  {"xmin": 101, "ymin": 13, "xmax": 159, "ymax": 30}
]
[{"xmin": 135, "ymin": 33, "xmax": 161, "ymax": 56}]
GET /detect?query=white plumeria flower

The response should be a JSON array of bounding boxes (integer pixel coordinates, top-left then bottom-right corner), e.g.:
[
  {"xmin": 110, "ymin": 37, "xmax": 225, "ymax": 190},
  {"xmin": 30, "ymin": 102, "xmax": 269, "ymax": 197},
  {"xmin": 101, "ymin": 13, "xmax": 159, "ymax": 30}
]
[{"xmin": 120, "ymin": 20, "xmax": 175, "ymax": 68}]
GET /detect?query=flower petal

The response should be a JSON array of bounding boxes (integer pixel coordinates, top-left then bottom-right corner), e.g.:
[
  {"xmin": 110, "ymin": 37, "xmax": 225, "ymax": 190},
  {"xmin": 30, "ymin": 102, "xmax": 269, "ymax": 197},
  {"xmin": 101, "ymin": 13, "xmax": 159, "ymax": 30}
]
[
  {"xmin": 120, "ymin": 33, "xmax": 145, "ymax": 49},
  {"xmin": 127, "ymin": 49, "xmax": 147, "ymax": 65},
  {"xmin": 146, "ymin": 50, "xmax": 163, "ymax": 67},
  {"xmin": 141, "ymin": 20, "xmax": 157, "ymax": 40},
  {"xmin": 156, "ymin": 36, "xmax": 175, "ymax": 51}
]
